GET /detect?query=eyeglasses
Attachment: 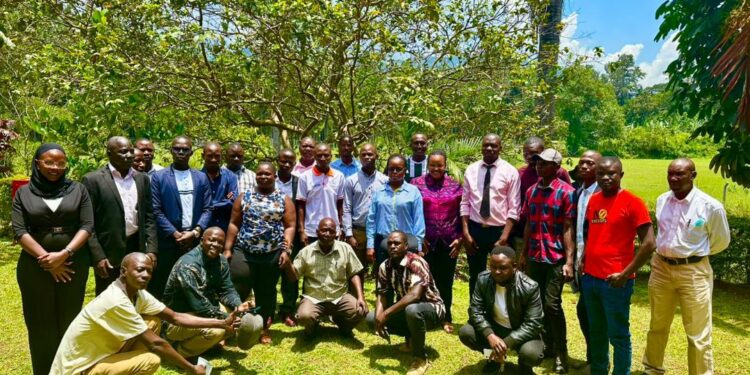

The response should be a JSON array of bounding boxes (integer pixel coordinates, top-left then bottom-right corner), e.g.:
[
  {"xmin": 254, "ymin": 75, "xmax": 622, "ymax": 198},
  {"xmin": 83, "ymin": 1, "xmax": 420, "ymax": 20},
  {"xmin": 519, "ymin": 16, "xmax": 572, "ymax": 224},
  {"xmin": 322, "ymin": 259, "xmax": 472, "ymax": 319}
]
[
  {"xmin": 172, "ymin": 147, "xmax": 192, "ymax": 154},
  {"xmin": 37, "ymin": 159, "xmax": 68, "ymax": 169}
]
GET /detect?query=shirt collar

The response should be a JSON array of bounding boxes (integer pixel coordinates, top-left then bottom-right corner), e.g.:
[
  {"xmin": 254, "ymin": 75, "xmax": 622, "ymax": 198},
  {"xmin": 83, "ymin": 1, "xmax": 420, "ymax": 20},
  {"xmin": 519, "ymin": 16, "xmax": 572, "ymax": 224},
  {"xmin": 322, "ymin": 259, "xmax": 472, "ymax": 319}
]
[
  {"xmin": 313, "ymin": 166, "xmax": 334, "ymax": 177},
  {"xmin": 313, "ymin": 241, "xmax": 341, "ymax": 255},
  {"xmin": 668, "ymin": 186, "xmax": 697, "ymax": 204},
  {"xmin": 482, "ymin": 158, "xmax": 501, "ymax": 168},
  {"xmin": 583, "ymin": 181, "xmax": 598, "ymax": 194},
  {"xmin": 108, "ymin": 163, "xmax": 134, "ymax": 179}
]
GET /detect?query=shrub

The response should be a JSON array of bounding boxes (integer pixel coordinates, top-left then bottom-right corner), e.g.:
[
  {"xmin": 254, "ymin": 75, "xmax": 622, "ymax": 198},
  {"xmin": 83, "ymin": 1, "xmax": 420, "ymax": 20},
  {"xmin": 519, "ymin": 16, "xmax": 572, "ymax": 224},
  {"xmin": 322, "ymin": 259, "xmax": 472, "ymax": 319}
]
[
  {"xmin": 711, "ymin": 215, "xmax": 750, "ymax": 284},
  {"xmin": 599, "ymin": 122, "xmax": 718, "ymax": 159}
]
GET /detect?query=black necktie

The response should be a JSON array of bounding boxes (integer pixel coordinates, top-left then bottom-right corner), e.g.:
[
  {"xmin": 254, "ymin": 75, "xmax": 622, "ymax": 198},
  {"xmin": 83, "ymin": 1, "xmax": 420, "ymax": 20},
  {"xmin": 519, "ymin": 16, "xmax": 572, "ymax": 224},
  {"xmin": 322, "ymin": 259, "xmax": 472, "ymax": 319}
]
[{"xmin": 480, "ymin": 164, "xmax": 494, "ymax": 218}]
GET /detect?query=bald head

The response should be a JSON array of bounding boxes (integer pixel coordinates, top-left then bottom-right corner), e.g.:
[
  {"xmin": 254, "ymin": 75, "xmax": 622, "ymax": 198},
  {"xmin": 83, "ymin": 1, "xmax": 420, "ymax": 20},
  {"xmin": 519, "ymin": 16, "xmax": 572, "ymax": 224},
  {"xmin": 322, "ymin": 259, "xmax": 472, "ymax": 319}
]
[
  {"xmin": 670, "ymin": 157, "xmax": 695, "ymax": 173},
  {"xmin": 599, "ymin": 156, "xmax": 623, "ymax": 171},
  {"xmin": 106, "ymin": 136, "xmax": 134, "ymax": 172},
  {"xmin": 107, "ymin": 136, "xmax": 130, "ymax": 151},
  {"xmin": 202, "ymin": 142, "xmax": 222, "ymax": 170},
  {"xmin": 122, "ymin": 252, "xmax": 151, "ymax": 270},
  {"xmin": 668, "ymin": 157, "xmax": 697, "ymax": 197}
]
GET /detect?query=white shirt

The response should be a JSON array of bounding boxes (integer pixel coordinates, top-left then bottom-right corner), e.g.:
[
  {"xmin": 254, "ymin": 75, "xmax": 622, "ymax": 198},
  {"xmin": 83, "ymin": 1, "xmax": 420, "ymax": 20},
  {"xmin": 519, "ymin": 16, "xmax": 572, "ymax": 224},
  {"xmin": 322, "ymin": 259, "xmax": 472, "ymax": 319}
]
[
  {"xmin": 109, "ymin": 164, "xmax": 139, "ymax": 236},
  {"xmin": 297, "ymin": 167, "xmax": 346, "ymax": 237},
  {"xmin": 655, "ymin": 187, "xmax": 731, "ymax": 258},
  {"xmin": 575, "ymin": 182, "xmax": 598, "ymax": 271},
  {"xmin": 276, "ymin": 174, "xmax": 295, "ymax": 198},
  {"xmin": 493, "ymin": 284, "xmax": 511, "ymax": 329},
  {"xmin": 173, "ymin": 169, "xmax": 194, "ymax": 229}
]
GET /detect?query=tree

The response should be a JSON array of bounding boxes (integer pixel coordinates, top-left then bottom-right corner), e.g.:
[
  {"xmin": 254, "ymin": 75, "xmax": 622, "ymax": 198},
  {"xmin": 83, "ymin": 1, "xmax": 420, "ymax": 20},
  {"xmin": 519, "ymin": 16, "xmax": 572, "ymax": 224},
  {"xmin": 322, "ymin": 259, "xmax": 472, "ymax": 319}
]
[
  {"xmin": 657, "ymin": 0, "xmax": 750, "ymax": 186},
  {"xmin": 537, "ymin": 0, "xmax": 564, "ymax": 127},
  {"xmin": 604, "ymin": 54, "xmax": 645, "ymax": 105},
  {"xmin": 557, "ymin": 62, "xmax": 625, "ymax": 154}
]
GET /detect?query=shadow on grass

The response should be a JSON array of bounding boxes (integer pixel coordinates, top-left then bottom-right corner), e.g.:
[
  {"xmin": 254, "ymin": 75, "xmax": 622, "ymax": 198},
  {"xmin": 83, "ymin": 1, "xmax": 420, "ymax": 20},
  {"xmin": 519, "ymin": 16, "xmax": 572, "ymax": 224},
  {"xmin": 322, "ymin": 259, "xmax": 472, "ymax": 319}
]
[
  {"xmin": 159, "ymin": 348, "xmax": 258, "ymax": 375},
  {"xmin": 361, "ymin": 344, "xmax": 441, "ymax": 373},
  {"xmin": 287, "ymin": 325, "xmax": 365, "ymax": 353}
]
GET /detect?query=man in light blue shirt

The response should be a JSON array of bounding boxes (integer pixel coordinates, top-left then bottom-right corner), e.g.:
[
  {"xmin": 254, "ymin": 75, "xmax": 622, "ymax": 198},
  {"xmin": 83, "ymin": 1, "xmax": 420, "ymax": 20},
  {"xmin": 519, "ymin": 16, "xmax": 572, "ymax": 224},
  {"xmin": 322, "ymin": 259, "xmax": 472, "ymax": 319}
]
[
  {"xmin": 572, "ymin": 150, "xmax": 601, "ymax": 368},
  {"xmin": 331, "ymin": 135, "xmax": 361, "ymax": 177},
  {"xmin": 365, "ymin": 155, "xmax": 425, "ymax": 269},
  {"xmin": 343, "ymin": 143, "xmax": 388, "ymax": 271}
]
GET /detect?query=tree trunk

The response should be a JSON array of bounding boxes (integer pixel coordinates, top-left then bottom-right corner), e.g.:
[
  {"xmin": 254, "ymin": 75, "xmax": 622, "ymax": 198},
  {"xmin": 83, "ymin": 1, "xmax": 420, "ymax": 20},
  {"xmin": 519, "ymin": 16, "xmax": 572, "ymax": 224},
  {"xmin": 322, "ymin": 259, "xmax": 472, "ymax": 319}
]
[{"xmin": 538, "ymin": 0, "xmax": 564, "ymax": 127}]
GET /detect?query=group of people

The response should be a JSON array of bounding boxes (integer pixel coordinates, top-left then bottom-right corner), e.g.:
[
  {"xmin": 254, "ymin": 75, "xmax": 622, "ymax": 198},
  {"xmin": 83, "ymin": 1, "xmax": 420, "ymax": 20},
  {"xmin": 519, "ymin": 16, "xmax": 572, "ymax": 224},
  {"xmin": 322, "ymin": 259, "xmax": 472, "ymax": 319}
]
[{"xmin": 10, "ymin": 132, "xmax": 730, "ymax": 375}]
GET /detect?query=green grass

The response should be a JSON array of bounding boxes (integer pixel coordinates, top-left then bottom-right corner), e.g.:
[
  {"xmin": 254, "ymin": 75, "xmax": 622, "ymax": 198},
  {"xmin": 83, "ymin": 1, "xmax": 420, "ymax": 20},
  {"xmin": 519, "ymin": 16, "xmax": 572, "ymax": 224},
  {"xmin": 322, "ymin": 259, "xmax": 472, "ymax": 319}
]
[{"xmin": 2, "ymin": 158, "xmax": 750, "ymax": 374}]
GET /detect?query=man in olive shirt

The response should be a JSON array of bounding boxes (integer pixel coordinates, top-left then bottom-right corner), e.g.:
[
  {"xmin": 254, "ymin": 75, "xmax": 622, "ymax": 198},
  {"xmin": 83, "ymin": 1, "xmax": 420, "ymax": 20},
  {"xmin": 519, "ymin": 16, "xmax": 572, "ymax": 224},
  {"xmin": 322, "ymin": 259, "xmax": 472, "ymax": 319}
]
[{"xmin": 284, "ymin": 218, "xmax": 368, "ymax": 337}]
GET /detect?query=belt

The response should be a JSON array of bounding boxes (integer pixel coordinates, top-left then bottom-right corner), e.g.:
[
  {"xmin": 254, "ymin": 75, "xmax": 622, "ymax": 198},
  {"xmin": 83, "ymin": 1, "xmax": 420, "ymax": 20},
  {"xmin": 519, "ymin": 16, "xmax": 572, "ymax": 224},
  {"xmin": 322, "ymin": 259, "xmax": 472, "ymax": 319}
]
[
  {"xmin": 469, "ymin": 220, "xmax": 503, "ymax": 229},
  {"xmin": 30, "ymin": 226, "xmax": 77, "ymax": 234},
  {"xmin": 659, "ymin": 254, "xmax": 705, "ymax": 266}
]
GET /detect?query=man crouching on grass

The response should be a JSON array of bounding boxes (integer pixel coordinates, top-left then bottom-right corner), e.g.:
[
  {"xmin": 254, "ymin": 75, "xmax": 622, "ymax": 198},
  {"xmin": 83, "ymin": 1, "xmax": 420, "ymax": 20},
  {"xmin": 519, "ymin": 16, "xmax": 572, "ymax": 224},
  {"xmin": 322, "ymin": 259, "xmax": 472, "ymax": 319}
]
[
  {"xmin": 50, "ymin": 252, "xmax": 239, "ymax": 375},
  {"xmin": 366, "ymin": 230, "xmax": 445, "ymax": 375},
  {"xmin": 458, "ymin": 246, "xmax": 544, "ymax": 375}
]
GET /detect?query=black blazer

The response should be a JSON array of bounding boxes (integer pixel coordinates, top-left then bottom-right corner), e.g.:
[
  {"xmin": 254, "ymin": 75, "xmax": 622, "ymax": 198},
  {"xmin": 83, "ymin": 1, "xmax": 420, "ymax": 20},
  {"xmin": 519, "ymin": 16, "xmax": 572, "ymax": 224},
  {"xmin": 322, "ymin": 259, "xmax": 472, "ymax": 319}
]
[{"xmin": 82, "ymin": 166, "xmax": 158, "ymax": 266}]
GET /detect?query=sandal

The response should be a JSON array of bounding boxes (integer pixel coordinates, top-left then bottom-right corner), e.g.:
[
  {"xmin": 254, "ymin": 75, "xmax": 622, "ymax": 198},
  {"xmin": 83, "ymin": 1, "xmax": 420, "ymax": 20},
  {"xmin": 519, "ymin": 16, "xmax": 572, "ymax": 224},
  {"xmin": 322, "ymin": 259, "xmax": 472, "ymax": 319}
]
[
  {"xmin": 442, "ymin": 322, "xmax": 454, "ymax": 333},
  {"xmin": 260, "ymin": 329, "xmax": 272, "ymax": 345}
]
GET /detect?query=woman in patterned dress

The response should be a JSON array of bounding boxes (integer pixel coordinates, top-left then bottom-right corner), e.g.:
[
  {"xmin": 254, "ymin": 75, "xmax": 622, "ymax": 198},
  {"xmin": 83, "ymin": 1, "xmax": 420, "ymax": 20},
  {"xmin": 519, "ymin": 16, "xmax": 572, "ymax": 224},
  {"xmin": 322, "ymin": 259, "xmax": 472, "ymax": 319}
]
[{"xmin": 224, "ymin": 161, "xmax": 296, "ymax": 344}]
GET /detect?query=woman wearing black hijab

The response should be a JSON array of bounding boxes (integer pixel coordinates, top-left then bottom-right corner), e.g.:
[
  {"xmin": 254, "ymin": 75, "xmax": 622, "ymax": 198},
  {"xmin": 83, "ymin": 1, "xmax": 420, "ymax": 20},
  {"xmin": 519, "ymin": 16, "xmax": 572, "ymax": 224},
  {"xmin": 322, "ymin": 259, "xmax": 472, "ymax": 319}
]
[{"xmin": 11, "ymin": 143, "xmax": 94, "ymax": 375}]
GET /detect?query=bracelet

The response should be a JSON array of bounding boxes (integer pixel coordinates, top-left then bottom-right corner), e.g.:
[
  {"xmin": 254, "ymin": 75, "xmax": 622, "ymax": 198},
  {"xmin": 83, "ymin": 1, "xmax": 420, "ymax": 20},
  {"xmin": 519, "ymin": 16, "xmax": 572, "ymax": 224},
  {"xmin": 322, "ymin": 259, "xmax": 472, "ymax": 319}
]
[{"xmin": 64, "ymin": 247, "xmax": 75, "ymax": 257}]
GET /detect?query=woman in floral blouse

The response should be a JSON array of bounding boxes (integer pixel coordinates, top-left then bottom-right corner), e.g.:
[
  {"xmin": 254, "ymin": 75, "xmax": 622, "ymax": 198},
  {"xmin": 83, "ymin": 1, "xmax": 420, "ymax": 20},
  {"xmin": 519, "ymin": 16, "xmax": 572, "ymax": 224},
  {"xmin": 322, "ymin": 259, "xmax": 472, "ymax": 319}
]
[
  {"xmin": 224, "ymin": 161, "xmax": 296, "ymax": 344},
  {"xmin": 411, "ymin": 150, "xmax": 463, "ymax": 333}
]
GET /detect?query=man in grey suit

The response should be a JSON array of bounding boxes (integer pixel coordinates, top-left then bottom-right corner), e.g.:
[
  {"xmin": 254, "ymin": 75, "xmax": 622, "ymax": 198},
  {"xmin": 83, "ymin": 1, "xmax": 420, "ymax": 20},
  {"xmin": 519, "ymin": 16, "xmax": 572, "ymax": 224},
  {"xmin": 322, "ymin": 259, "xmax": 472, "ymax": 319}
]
[{"xmin": 82, "ymin": 136, "xmax": 158, "ymax": 295}]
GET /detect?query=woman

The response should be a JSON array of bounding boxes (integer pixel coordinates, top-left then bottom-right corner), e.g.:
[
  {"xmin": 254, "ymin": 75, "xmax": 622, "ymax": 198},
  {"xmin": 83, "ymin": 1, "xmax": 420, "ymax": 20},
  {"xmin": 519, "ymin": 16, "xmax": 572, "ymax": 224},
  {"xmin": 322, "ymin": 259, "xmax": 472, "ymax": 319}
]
[
  {"xmin": 366, "ymin": 154, "xmax": 425, "ymax": 270},
  {"xmin": 411, "ymin": 150, "xmax": 463, "ymax": 333},
  {"xmin": 11, "ymin": 143, "xmax": 93, "ymax": 375},
  {"xmin": 224, "ymin": 161, "xmax": 295, "ymax": 344}
]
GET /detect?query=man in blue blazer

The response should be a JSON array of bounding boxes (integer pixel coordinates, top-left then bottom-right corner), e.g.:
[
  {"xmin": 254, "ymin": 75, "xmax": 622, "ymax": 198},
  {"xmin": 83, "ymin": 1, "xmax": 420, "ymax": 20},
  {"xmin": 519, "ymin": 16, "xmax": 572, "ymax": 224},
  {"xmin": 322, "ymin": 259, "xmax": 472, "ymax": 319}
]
[{"xmin": 149, "ymin": 135, "xmax": 213, "ymax": 299}]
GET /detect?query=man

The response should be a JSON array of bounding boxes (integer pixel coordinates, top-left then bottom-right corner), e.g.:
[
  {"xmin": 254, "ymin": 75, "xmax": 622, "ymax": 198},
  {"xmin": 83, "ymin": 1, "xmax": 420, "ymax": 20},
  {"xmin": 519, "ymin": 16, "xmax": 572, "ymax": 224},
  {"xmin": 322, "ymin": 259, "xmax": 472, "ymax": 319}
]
[
  {"xmin": 51, "ymin": 253, "xmax": 237, "ymax": 375},
  {"xmin": 224, "ymin": 142, "xmax": 256, "ymax": 195},
  {"xmin": 343, "ymin": 143, "xmax": 388, "ymax": 273},
  {"xmin": 150, "ymin": 136, "xmax": 213, "ymax": 299},
  {"xmin": 284, "ymin": 218, "xmax": 367, "ymax": 336},
  {"xmin": 518, "ymin": 148, "xmax": 576, "ymax": 373},
  {"xmin": 83, "ymin": 136, "xmax": 158, "ymax": 295},
  {"xmin": 135, "ymin": 138, "xmax": 164, "ymax": 176},
  {"xmin": 276, "ymin": 148, "xmax": 303, "ymax": 327},
  {"xmin": 367, "ymin": 231, "xmax": 444, "ymax": 375},
  {"xmin": 163, "ymin": 227, "xmax": 262, "ymax": 357},
  {"xmin": 514, "ymin": 137, "xmax": 571, "ymax": 250},
  {"xmin": 571, "ymin": 150, "xmax": 602, "ymax": 369},
  {"xmin": 201, "ymin": 142, "xmax": 238, "ymax": 232},
  {"xmin": 461, "ymin": 134, "xmax": 521, "ymax": 297},
  {"xmin": 133, "ymin": 148, "xmax": 147, "ymax": 173},
  {"xmin": 405, "ymin": 133, "xmax": 428, "ymax": 182},
  {"xmin": 296, "ymin": 143, "xmax": 345, "ymax": 246},
  {"xmin": 292, "ymin": 137, "xmax": 317, "ymax": 176},
  {"xmin": 643, "ymin": 158, "xmax": 730, "ymax": 375},
  {"xmin": 582, "ymin": 157, "xmax": 656, "ymax": 375},
  {"xmin": 459, "ymin": 246, "xmax": 544, "ymax": 375},
  {"xmin": 331, "ymin": 135, "xmax": 362, "ymax": 177}
]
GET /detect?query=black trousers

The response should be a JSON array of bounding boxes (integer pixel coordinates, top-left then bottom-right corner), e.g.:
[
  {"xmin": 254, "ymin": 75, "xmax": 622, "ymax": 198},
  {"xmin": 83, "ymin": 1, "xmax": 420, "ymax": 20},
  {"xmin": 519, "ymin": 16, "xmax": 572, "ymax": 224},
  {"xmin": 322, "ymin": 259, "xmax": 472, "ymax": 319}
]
[
  {"xmin": 526, "ymin": 260, "xmax": 568, "ymax": 355},
  {"xmin": 577, "ymin": 288, "xmax": 591, "ymax": 362},
  {"xmin": 230, "ymin": 250, "xmax": 281, "ymax": 324},
  {"xmin": 458, "ymin": 322, "xmax": 544, "ymax": 368},
  {"xmin": 148, "ymin": 235, "xmax": 194, "ymax": 300},
  {"xmin": 94, "ymin": 232, "xmax": 140, "ymax": 295},
  {"xmin": 279, "ymin": 236, "xmax": 302, "ymax": 316},
  {"xmin": 423, "ymin": 238, "xmax": 457, "ymax": 323},
  {"xmin": 366, "ymin": 302, "xmax": 440, "ymax": 359},
  {"xmin": 467, "ymin": 221, "xmax": 503, "ymax": 297},
  {"xmin": 18, "ymin": 251, "xmax": 89, "ymax": 375}
]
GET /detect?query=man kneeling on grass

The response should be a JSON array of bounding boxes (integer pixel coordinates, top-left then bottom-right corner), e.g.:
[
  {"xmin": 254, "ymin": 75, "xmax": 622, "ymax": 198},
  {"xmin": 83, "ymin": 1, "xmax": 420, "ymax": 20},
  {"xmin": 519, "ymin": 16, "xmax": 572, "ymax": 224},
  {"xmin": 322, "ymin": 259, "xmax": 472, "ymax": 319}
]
[
  {"xmin": 50, "ymin": 252, "xmax": 238, "ymax": 375},
  {"xmin": 163, "ymin": 227, "xmax": 262, "ymax": 357},
  {"xmin": 458, "ymin": 246, "xmax": 544, "ymax": 375},
  {"xmin": 367, "ymin": 231, "xmax": 445, "ymax": 375}
]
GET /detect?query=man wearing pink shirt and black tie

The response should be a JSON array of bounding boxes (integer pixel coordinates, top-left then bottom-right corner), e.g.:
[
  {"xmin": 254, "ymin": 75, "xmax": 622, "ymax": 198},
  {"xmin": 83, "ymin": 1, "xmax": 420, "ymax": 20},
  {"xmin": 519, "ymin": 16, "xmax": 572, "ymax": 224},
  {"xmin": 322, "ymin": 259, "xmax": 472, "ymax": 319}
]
[{"xmin": 461, "ymin": 134, "xmax": 521, "ymax": 297}]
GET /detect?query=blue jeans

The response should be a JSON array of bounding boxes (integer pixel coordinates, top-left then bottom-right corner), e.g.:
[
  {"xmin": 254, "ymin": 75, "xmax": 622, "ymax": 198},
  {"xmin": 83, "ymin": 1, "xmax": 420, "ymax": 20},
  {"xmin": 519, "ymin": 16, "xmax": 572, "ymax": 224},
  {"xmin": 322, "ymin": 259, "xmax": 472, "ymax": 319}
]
[{"xmin": 581, "ymin": 274, "xmax": 634, "ymax": 375}]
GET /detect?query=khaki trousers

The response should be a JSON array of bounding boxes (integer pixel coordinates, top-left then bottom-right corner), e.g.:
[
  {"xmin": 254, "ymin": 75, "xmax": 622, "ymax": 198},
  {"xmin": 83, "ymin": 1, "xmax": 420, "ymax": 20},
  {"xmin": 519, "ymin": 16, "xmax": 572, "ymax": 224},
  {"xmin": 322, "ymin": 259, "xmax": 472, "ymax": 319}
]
[
  {"xmin": 643, "ymin": 255, "xmax": 714, "ymax": 375},
  {"xmin": 85, "ymin": 316, "xmax": 162, "ymax": 375},
  {"xmin": 165, "ymin": 323, "xmax": 227, "ymax": 358}
]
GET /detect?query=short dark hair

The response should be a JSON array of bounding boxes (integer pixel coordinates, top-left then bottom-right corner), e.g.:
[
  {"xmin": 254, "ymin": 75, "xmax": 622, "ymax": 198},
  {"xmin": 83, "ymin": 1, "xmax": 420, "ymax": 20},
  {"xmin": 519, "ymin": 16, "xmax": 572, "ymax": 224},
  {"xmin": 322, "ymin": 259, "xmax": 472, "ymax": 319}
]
[
  {"xmin": 388, "ymin": 230, "xmax": 408, "ymax": 243},
  {"xmin": 490, "ymin": 245, "xmax": 516, "ymax": 260},
  {"xmin": 386, "ymin": 154, "xmax": 407, "ymax": 167},
  {"xmin": 428, "ymin": 149, "xmax": 447, "ymax": 163},
  {"xmin": 256, "ymin": 160, "xmax": 276, "ymax": 172}
]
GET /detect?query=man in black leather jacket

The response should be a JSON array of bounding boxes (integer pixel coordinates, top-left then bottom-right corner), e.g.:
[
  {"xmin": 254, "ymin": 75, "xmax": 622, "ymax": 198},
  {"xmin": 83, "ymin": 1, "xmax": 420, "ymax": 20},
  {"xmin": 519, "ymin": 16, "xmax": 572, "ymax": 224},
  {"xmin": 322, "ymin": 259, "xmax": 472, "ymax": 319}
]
[{"xmin": 459, "ymin": 246, "xmax": 544, "ymax": 374}]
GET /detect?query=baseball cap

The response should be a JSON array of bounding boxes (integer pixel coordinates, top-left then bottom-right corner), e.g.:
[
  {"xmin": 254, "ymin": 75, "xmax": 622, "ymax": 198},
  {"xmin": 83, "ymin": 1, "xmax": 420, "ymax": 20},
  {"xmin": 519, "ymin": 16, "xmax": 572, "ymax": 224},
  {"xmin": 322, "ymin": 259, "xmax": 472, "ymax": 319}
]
[{"xmin": 532, "ymin": 148, "xmax": 562, "ymax": 165}]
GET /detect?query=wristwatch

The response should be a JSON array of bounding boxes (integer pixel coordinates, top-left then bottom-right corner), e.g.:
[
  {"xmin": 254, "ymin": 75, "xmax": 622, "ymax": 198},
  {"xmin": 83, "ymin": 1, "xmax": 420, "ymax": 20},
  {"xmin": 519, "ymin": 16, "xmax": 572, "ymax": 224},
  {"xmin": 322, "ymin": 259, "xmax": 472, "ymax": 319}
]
[
  {"xmin": 64, "ymin": 247, "xmax": 75, "ymax": 257},
  {"xmin": 192, "ymin": 227, "xmax": 202, "ymax": 238}
]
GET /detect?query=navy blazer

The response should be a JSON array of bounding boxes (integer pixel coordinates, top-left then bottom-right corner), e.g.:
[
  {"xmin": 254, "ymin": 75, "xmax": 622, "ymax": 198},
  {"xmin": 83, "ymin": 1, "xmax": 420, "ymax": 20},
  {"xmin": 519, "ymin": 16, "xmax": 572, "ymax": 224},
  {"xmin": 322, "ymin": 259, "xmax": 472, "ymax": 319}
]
[{"xmin": 151, "ymin": 166, "xmax": 213, "ymax": 239}]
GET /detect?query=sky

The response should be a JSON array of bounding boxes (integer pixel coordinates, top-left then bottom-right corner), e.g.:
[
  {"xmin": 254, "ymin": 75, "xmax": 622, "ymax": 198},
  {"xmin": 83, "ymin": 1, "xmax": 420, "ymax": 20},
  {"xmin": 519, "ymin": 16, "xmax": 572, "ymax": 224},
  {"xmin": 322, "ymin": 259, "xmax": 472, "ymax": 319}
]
[{"xmin": 561, "ymin": 0, "xmax": 678, "ymax": 87}]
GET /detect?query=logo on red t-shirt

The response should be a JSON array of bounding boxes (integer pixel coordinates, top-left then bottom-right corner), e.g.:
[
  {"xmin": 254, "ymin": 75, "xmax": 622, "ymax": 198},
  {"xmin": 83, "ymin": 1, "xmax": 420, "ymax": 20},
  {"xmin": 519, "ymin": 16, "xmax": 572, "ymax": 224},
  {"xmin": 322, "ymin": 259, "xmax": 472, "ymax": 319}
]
[{"xmin": 591, "ymin": 209, "xmax": 608, "ymax": 224}]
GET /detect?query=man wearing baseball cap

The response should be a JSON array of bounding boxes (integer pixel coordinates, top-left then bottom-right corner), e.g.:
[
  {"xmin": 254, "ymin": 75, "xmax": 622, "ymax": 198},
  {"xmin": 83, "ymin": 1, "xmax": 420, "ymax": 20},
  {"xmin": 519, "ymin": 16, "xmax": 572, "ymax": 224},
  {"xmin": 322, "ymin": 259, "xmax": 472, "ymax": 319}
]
[{"xmin": 519, "ymin": 148, "xmax": 577, "ymax": 373}]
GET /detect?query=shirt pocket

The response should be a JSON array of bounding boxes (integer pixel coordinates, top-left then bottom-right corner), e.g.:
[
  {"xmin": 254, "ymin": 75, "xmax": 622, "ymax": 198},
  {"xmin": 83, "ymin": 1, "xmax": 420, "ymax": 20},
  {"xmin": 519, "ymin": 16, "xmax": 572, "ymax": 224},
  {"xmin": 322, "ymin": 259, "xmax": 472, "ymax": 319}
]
[{"xmin": 684, "ymin": 217, "xmax": 708, "ymax": 244}]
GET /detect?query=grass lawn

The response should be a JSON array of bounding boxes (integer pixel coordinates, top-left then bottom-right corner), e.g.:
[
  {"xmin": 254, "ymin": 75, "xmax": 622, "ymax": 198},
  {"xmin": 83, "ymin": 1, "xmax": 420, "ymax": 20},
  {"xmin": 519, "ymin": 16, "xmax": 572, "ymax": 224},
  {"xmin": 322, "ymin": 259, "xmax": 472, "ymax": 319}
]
[{"xmin": 1, "ymin": 158, "xmax": 749, "ymax": 374}]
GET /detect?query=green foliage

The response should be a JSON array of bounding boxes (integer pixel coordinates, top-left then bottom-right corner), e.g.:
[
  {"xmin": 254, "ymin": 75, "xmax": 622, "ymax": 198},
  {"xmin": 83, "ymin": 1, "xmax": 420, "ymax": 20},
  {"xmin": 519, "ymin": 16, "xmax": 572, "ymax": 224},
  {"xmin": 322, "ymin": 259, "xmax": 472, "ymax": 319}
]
[
  {"xmin": 556, "ymin": 62, "xmax": 625, "ymax": 155},
  {"xmin": 604, "ymin": 54, "xmax": 645, "ymax": 105},
  {"xmin": 712, "ymin": 216, "xmax": 750, "ymax": 284},
  {"xmin": 624, "ymin": 84, "xmax": 672, "ymax": 126},
  {"xmin": 599, "ymin": 122, "xmax": 718, "ymax": 159},
  {"xmin": 657, "ymin": 0, "xmax": 750, "ymax": 187}
]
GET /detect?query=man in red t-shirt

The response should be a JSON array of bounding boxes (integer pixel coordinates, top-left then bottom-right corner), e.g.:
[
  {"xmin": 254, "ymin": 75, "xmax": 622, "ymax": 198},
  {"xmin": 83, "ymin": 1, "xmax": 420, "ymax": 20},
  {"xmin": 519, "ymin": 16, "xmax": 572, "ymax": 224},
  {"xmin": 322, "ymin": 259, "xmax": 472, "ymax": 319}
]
[{"xmin": 582, "ymin": 157, "xmax": 655, "ymax": 375}]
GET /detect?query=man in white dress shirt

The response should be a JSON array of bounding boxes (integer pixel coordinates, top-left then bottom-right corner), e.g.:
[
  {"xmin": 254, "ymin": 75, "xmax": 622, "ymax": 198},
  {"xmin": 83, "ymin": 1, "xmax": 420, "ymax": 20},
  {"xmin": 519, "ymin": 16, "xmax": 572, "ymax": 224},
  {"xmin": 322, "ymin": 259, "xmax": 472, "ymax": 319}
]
[{"xmin": 642, "ymin": 157, "xmax": 730, "ymax": 375}]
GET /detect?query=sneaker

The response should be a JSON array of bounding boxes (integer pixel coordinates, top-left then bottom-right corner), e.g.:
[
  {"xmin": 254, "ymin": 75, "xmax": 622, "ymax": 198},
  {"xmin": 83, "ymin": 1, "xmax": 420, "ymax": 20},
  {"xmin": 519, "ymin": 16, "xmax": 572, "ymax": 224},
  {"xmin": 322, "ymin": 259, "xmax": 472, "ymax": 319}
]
[
  {"xmin": 482, "ymin": 360, "xmax": 501, "ymax": 374},
  {"xmin": 406, "ymin": 358, "xmax": 430, "ymax": 375}
]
